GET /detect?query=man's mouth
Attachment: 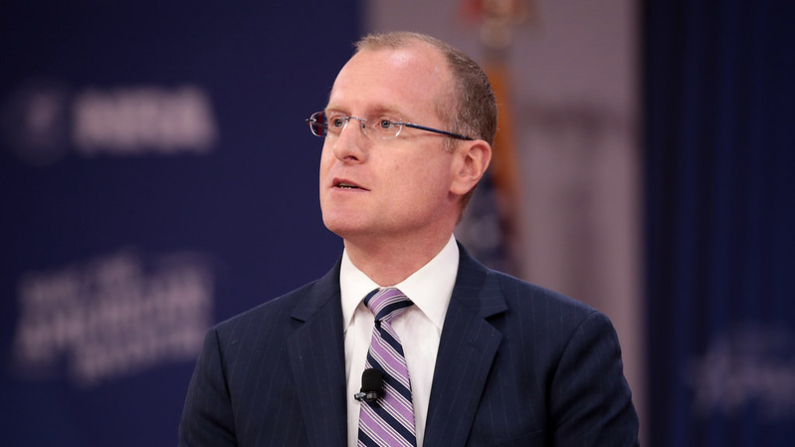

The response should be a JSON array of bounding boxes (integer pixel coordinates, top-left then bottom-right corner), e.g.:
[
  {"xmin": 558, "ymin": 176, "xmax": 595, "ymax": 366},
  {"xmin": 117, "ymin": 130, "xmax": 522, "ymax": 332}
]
[{"xmin": 334, "ymin": 179, "xmax": 368, "ymax": 190}]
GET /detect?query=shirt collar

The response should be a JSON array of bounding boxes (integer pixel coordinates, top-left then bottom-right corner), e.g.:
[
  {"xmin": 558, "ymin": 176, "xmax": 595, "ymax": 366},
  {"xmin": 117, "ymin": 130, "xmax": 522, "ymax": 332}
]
[{"xmin": 340, "ymin": 235, "xmax": 459, "ymax": 333}]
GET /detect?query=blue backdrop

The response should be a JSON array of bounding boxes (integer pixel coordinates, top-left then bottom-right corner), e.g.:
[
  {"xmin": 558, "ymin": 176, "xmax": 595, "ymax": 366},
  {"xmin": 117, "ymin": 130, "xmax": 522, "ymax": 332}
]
[
  {"xmin": 0, "ymin": 1, "xmax": 360, "ymax": 445},
  {"xmin": 644, "ymin": 0, "xmax": 795, "ymax": 446}
]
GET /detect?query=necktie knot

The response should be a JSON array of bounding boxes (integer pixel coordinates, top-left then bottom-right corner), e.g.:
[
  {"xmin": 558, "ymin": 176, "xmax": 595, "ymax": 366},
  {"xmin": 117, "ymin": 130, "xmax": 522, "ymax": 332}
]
[{"xmin": 364, "ymin": 288, "xmax": 413, "ymax": 323}]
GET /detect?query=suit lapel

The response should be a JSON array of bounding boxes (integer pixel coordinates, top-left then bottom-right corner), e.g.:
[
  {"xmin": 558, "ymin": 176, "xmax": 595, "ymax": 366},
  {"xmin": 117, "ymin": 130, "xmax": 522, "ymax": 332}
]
[
  {"xmin": 424, "ymin": 246, "xmax": 507, "ymax": 447},
  {"xmin": 287, "ymin": 262, "xmax": 348, "ymax": 447}
]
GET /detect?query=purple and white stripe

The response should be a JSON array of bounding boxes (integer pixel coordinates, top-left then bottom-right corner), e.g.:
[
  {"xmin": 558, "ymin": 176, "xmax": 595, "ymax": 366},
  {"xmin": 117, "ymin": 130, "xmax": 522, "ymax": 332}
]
[{"xmin": 358, "ymin": 288, "xmax": 417, "ymax": 447}]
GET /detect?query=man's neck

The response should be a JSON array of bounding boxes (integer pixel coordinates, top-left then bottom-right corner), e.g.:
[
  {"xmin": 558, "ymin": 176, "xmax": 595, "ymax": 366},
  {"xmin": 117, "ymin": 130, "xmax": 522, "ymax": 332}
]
[{"xmin": 343, "ymin": 232, "xmax": 453, "ymax": 287}]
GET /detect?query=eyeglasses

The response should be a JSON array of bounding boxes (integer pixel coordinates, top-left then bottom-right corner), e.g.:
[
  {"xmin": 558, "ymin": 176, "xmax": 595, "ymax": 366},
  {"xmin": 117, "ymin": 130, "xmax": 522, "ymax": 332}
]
[{"xmin": 306, "ymin": 111, "xmax": 473, "ymax": 141}]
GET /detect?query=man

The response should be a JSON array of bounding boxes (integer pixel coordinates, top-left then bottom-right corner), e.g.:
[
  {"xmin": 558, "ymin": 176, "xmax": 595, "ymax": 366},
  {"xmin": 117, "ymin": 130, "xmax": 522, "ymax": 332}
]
[{"xmin": 179, "ymin": 32, "xmax": 639, "ymax": 447}]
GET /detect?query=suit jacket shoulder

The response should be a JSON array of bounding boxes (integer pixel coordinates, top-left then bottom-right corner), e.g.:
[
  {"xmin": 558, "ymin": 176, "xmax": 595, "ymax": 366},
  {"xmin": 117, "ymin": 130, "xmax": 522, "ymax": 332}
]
[
  {"xmin": 179, "ymin": 261, "xmax": 348, "ymax": 447},
  {"xmin": 424, "ymin": 245, "xmax": 639, "ymax": 447}
]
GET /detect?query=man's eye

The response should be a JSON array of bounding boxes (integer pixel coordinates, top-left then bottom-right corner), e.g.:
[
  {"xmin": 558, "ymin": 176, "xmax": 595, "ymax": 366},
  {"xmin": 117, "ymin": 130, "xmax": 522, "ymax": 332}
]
[
  {"xmin": 378, "ymin": 119, "xmax": 393, "ymax": 129},
  {"xmin": 330, "ymin": 117, "xmax": 346, "ymax": 128}
]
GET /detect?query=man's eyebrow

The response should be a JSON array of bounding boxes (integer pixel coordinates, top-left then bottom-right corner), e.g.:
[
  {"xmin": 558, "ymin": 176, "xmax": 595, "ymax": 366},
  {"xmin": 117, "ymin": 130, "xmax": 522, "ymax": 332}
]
[
  {"xmin": 323, "ymin": 105, "xmax": 345, "ymax": 114},
  {"xmin": 369, "ymin": 105, "xmax": 406, "ymax": 117},
  {"xmin": 324, "ymin": 104, "xmax": 408, "ymax": 118}
]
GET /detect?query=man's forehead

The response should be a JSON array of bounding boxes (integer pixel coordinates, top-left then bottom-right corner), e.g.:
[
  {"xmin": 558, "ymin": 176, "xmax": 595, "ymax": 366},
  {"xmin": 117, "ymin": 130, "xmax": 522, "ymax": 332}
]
[
  {"xmin": 346, "ymin": 44, "xmax": 446, "ymax": 78},
  {"xmin": 327, "ymin": 45, "xmax": 451, "ymax": 114}
]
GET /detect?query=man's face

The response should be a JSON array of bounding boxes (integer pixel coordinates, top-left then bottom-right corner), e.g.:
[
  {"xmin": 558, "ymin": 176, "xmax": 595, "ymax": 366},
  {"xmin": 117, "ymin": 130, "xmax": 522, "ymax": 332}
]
[{"xmin": 319, "ymin": 44, "xmax": 461, "ymax": 243}]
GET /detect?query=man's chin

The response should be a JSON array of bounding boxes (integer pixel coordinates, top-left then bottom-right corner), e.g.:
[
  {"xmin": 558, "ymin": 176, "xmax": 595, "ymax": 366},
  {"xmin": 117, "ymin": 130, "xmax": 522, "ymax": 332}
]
[{"xmin": 321, "ymin": 216, "xmax": 361, "ymax": 239}]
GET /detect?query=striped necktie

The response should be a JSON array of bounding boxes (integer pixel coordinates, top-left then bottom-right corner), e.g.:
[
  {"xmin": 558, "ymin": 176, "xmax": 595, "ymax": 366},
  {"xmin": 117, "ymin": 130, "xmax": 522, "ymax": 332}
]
[{"xmin": 358, "ymin": 288, "xmax": 417, "ymax": 447}]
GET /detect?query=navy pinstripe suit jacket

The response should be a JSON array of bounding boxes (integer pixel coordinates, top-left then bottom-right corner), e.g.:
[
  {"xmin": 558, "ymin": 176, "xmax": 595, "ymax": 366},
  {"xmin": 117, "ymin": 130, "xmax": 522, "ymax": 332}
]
[{"xmin": 179, "ymin": 245, "xmax": 639, "ymax": 447}]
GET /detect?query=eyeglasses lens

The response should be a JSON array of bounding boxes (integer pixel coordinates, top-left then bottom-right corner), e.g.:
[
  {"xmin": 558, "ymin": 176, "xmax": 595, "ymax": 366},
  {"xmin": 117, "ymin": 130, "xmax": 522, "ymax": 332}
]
[{"xmin": 310, "ymin": 112, "xmax": 327, "ymax": 137}]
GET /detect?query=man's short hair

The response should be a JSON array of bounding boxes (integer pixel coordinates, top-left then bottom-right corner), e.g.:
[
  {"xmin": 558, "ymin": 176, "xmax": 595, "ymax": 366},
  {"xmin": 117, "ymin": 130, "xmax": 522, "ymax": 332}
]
[{"xmin": 354, "ymin": 32, "xmax": 497, "ymax": 213}]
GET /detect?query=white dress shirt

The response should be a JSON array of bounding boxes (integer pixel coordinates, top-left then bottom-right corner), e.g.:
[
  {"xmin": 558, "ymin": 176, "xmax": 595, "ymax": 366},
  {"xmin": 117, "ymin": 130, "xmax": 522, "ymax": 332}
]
[{"xmin": 341, "ymin": 235, "xmax": 459, "ymax": 447}]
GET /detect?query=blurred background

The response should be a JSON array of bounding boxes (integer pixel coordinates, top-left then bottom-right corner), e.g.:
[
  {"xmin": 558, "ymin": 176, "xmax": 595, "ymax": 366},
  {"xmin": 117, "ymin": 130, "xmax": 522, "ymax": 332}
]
[{"xmin": 1, "ymin": 0, "xmax": 793, "ymax": 446}]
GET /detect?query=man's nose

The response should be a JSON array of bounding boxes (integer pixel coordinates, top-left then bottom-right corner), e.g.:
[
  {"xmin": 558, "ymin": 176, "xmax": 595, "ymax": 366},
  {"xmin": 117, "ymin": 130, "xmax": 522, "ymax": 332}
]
[{"xmin": 330, "ymin": 117, "xmax": 368, "ymax": 162}]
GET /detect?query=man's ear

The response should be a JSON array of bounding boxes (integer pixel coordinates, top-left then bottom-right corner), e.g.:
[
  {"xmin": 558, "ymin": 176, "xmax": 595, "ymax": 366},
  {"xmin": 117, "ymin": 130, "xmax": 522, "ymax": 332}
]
[{"xmin": 450, "ymin": 139, "xmax": 492, "ymax": 196}]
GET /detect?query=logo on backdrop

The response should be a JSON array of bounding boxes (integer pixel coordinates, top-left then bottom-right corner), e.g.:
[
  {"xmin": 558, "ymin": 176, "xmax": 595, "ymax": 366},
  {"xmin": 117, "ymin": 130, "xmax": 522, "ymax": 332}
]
[
  {"xmin": 687, "ymin": 325, "xmax": 795, "ymax": 421},
  {"xmin": 10, "ymin": 249, "xmax": 214, "ymax": 387},
  {"xmin": 2, "ymin": 80, "xmax": 218, "ymax": 166}
]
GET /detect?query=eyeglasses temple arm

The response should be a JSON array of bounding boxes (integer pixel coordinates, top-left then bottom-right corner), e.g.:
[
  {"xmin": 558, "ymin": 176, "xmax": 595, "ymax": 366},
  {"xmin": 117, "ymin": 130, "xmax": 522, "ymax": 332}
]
[{"xmin": 402, "ymin": 123, "xmax": 474, "ymax": 141}]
